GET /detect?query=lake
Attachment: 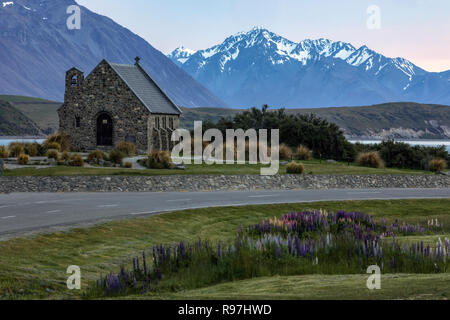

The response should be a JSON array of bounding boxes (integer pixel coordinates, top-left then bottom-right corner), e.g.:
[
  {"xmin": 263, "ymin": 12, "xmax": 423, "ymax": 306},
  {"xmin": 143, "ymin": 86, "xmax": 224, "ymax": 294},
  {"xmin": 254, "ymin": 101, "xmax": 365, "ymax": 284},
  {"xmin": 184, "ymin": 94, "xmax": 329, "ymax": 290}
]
[
  {"xmin": 0, "ymin": 138, "xmax": 45, "ymax": 146},
  {"xmin": 349, "ymin": 139, "xmax": 450, "ymax": 153}
]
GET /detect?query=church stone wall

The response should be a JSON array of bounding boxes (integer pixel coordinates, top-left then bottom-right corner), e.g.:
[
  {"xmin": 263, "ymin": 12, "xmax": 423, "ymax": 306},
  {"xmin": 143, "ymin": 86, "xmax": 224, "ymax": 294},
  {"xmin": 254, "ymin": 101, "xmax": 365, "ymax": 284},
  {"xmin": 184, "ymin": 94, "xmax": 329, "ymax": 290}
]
[
  {"xmin": 147, "ymin": 114, "xmax": 180, "ymax": 151},
  {"xmin": 59, "ymin": 61, "xmax": 151, "ymax": 153}
]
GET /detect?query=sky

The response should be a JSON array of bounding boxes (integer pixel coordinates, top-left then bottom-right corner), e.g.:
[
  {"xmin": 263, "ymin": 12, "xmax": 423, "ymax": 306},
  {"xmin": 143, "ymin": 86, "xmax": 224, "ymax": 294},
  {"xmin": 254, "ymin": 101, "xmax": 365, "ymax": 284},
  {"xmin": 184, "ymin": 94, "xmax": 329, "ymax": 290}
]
[{"xmin": 76, "ymin": 0, "xmax": 450, "ymax": 72}]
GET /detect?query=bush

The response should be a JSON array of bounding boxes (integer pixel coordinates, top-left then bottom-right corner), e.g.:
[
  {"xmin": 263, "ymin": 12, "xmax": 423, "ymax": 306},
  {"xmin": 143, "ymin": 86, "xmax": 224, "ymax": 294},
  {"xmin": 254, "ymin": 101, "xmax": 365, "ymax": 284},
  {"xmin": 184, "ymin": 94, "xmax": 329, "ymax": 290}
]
[
  {"xmin": 69, "ymin": 154, "xmax": 84, "ymax": 167},
  {"xmin": 46, "ymin": 142, "xmax": 61, "ymax": 152},
  {"xmin": 204, "ymin": 106, "xmax": 353, "ymax": 161},
  {"xmin": 8, "ymin": 142, "xmax": 24, "ymax": 157},
  {"xmin": 356, "ymin": 151, "xmax": 385, "ymax": 169},
  {"xmin": 24, "ymin": 143, "xmax": 39, "ymax": 156},
  {"xmin": 44, "ymin": 132, "xmax": 71, "ymax": 152},
  {"xmin": 116, "ymin": 141, "xmax": 136, "ymax": 157},
  {"xmin": 61, "ymin": 151, "xmax": 70, "ymax": 161},
  {"xmin": 87, "ymin": 150, "xmax": 105, "ymax": 164},
  {"xmin": 359, "ymin": 140, "xmax": 449, "ymax": 170},
  {"xmin": 279, "ymin": 144, "xmax": 293, "ymax": 160},
  {"xmin": 17, "ymin": 154, "xmax": 30, "ymax": 165},
  {"xmin": 0, "ymin": 146, "xmax": 9, "ymax": 158},
  {"xmin": 429, "ymin": 158, "xmax": 447, "ymax": 172},
  {"xmin": 286, "ymin": 161, "xmax": 305, "ymax": 174},
  {"xmin": 109, "ymin": 149, "xmax": 126, "ymax": 165},
  {"xmin": 295, "ymin": 145, "xmax": 312, "ymax": 160},
  {"xmin": 124, "ymin": 162, "xmax": 133, "ymax": 169},
  {"xmin": 46, "ymin": 149, "xmax": 59, "ymax": 161},
  {"xmin": 147, "ymin": 150, "xmax": 173, "ymax": 169}
]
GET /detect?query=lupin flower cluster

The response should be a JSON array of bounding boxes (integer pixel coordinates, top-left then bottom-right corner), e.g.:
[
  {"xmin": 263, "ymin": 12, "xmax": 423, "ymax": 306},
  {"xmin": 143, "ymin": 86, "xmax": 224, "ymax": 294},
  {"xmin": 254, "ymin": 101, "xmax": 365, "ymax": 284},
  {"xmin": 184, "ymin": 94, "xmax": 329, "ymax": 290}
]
[{"xmin": 88, "ymin": 210, "xmax": 448, "ymax": 298}]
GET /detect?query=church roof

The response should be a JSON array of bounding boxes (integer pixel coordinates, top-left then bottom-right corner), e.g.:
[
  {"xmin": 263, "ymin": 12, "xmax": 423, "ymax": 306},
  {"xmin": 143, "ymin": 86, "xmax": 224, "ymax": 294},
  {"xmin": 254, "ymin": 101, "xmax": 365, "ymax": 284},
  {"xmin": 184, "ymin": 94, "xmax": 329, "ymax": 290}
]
[{"xmin": 108, "ymin": 60, "xmax": 182, "ymax": 115}]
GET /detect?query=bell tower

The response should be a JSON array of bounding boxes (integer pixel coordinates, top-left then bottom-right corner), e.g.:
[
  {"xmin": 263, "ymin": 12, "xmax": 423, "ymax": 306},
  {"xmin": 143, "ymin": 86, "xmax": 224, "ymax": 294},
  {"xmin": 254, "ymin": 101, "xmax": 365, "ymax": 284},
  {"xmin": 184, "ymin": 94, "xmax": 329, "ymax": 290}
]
[{"xmin": 65, "ymin": 67, "xmax": 84, "ymax": 95}]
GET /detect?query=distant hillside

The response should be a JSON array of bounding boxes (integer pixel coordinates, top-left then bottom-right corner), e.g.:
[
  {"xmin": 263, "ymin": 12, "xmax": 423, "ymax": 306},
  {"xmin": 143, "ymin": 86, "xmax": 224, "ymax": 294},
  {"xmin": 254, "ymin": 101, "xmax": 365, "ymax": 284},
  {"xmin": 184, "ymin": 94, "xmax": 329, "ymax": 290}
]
[
  {"xmin": 0, "ymin": 95, "xmax": 61, "ymax": 134},
  {"xmin": 287, "ymin": 103, "xmax": 450, "ymax": 139},
  {"xmin": 180, "ymin": 107, "xmax": 242, "ymax": 130},
  {"xmin": 181, "ymin": 102, "xmax": 450, "ymax": 139},
  {"xmin": 0, "ymin": 99, "xmax": 43, "ymax": 136},
  {"xmin": 1, "ymin": 96, "xmax": 449, "ymax": 140}
]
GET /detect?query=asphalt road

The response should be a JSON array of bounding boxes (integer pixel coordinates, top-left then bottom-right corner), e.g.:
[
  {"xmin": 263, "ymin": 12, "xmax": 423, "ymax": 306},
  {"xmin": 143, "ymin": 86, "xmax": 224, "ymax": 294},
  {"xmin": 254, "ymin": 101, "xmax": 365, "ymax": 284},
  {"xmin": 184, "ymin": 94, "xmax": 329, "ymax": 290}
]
[{"xmin": 0, "ymin": 188, "xmax": 449, "ymax": 237}]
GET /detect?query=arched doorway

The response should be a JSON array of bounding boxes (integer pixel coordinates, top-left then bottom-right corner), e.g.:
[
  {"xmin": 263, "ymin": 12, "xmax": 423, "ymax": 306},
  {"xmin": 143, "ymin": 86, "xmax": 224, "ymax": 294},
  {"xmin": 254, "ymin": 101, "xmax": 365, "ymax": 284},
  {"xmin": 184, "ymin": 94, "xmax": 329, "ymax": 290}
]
[{"xmin": 96, "ymin": 113, "xmax": 113, "ymax": 146}]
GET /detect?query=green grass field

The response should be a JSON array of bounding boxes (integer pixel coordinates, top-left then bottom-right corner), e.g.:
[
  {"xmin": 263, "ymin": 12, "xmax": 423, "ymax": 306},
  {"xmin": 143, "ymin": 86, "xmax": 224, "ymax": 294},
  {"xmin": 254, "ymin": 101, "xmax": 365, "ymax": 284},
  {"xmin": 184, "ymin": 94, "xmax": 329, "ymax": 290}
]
[
  {"xmin": 0, "ymin": 199, "xmax": 449, "ymax": 300},
  {"xmin": 4, "ymin": 159, "xmax": 430, "ymax": 176}
]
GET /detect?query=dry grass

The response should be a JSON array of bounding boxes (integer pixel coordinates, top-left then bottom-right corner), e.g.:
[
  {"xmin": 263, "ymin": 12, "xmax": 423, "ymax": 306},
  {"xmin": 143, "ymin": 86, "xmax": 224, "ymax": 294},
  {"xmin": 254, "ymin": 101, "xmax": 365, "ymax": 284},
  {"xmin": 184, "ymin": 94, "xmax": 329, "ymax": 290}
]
[
  {"xmin": 147, "ymin": 150, "xmax": 173, "ymax": 169},
  {"xmin": 87, "ymin": 150, "xmax": 105, "ymax": 164},
  {"xmin": 429, "ymin": 158, "xmax": 447, "ymax": 172},
  {"xmin": 0, "ymin": 146, "xmax": 9, "ymax": 158},
  {"xmin": 286, "ymin": 161, "xmax": 305, "ymax": 174},
  {"xmin": 44, "ymin": 132, "xmax": 71, "ymax": 152},
  {"xmin": 356, "ymin": 151, "xmax": 385, "ymax": 169},
  {"xmin": 115, "ymin": 141, "xmax": 136, "ymax": 157},
  {"xmin": 8, "ymin": 142, "xmax": 24, "ymax": 157},
  {"xmin": 69, "ymin": 154, "xmax": 84, "ymax": 167},
  {"xmin": 46, "ymin": 149, "xmax": 59, "ymax": 161},
  {"xmin": 295, "ymin": 145, "xmax": 312, "ymax": 160},
  {"xmin": 279, "ymin": 144, "xmax": 293, "ymax": 160},
  {"xmin": 17, "ymin": 153, "xmax": 29, "ymax": 165}
]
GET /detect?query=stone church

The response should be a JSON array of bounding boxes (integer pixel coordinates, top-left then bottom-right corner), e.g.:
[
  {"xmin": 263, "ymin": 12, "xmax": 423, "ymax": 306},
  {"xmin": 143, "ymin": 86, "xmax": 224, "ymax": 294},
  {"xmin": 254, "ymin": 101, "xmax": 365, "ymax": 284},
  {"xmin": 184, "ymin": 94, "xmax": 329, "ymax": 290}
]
[{"xmin": 58, "ymin": 57, "xmax": 182, "ymax": 153}]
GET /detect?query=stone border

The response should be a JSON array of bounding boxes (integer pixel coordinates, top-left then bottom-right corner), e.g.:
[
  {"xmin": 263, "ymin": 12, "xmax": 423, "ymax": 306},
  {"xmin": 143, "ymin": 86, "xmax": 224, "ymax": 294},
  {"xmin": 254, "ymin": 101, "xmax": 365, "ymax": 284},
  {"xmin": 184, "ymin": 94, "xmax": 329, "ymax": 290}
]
[{"xmin": 0, "ymin": 175, "xmax": 449, "ymax": 193}]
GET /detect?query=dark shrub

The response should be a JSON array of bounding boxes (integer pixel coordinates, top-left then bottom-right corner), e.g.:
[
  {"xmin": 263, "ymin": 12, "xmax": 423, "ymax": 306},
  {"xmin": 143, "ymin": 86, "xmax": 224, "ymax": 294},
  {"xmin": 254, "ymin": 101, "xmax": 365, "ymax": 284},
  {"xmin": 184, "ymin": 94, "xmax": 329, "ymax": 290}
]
[
  {"xmin": 109, "ymin": 149, "xmax": 126, "ymax": 165},
  {"xmin": 24, "ymin": 143, "xmax": 39, "ymax": 156}
]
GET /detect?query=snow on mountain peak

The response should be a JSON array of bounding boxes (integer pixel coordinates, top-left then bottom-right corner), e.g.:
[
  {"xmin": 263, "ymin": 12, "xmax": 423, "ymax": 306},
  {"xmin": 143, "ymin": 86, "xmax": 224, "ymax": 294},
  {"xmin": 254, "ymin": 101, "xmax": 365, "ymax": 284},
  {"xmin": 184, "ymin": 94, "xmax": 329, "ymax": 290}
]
[
  {"xmin": 168, "ymin": 46, "xmax": 197, "ymax": 65},
  {"xmin": 169, "ymin": 27, "xmax": 421, "ymax": 81}
]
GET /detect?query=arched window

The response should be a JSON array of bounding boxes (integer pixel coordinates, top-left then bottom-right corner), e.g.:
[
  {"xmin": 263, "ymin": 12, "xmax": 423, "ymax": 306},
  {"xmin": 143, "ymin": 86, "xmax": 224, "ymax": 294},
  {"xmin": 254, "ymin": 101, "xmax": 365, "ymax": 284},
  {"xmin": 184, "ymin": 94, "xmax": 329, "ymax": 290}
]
[{"xmin": 71, "ymin": 75, "xmax": 78, "ymax": 87}]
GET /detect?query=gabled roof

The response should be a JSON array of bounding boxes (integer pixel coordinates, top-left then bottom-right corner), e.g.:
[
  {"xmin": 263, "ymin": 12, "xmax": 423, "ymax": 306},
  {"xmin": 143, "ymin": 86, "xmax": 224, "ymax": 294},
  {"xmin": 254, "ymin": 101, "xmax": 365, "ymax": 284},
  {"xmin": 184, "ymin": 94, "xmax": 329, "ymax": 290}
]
[{"xmin": 107, "ymin": 60, "xmax": 182, "ymax": 115}]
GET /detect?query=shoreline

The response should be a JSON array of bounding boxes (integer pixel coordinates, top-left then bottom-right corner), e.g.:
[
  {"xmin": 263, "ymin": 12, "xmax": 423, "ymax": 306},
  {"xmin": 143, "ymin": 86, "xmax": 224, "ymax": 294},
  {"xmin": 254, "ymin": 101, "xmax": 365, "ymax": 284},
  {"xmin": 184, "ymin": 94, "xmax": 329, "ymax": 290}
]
[{"xmin": 0, "ymin": 136, "xmax": 46, "ymax": 140}]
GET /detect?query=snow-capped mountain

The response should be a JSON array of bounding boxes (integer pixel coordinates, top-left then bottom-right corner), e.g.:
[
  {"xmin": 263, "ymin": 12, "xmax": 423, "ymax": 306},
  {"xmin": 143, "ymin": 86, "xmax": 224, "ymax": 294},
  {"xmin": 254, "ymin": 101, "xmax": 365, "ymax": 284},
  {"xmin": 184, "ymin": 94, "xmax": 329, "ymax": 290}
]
[
  {"xmin": 169, "ymin": 27, "xmax": 450, "ymax": 108},
  {"xmin": 168, "ymin": 46, "xmax": 197, "ymax": 66},
  {"xmin": 0, "ymin": 0, "xmax": 226, "ymax": 107}
]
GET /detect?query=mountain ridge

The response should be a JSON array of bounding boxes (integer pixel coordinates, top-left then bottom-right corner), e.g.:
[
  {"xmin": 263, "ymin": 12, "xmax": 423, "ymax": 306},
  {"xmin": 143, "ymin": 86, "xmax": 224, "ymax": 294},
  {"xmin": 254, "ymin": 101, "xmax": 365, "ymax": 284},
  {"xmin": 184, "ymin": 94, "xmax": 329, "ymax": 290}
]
[
  {"xmin": 169, "ymin": 27, "xmax": 450, "ymax": 108},
  {"xmin": 0, "ymin": 0, "xmax": 227, "ymax": 108}
]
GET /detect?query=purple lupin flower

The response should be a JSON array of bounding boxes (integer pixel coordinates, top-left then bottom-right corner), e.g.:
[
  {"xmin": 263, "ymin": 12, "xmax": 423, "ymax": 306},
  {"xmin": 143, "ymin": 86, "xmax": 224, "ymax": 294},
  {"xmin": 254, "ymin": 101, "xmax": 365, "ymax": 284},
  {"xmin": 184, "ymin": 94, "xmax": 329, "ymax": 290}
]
[
  {"xmin": 157, "ymin": 268, "xmax": 162, "ymax": 280},
  {"xmin": 143, "ymin": 251, "xmax": 147, "ymax": 276}
]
